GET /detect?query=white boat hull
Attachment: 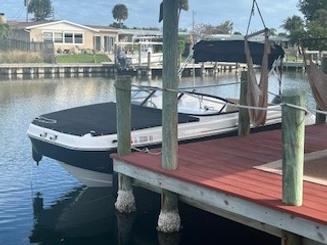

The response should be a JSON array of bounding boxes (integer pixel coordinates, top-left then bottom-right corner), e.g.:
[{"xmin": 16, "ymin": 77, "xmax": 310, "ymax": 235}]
[{"xmin": 60, "ymin": 162, "xmax": 112, "ymax": 187}]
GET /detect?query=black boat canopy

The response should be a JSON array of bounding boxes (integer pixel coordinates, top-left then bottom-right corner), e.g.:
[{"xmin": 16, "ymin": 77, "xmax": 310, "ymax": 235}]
[
  {"xmin": 193, "ymin": 40, "xmax": 285, "ymax": 70},
  {"xmin": 32, "ymin": 102, "xmax": 199, "ymax": 136}
]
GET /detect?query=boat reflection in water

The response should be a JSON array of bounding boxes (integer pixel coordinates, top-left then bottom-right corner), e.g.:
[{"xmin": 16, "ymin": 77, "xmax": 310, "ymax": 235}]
[
  {"xmin": 29, "ymin": 187, "xmax": 280, "ymax": 245},
  {"xmin": 29, "ymin": 187, "xmax": 163, "ymax": 245},
  {"xmin": 30, "ymin": 187, "xmax": 117, "ymax": 244}
]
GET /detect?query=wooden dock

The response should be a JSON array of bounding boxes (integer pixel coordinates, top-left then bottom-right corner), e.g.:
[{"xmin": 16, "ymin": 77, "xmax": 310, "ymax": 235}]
[{"xmin": 112, "ymin": 124, "xmax": 327, "ymax": 244}]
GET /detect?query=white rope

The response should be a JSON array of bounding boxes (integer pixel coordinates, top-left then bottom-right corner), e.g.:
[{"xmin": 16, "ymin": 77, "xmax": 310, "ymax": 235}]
[
  {"xmin": 226, "ymin": 102, "xmax": 282, "ymax": 111},
  {"xmin": 131, "ymin": 146, "xmax": 161, "ymax": 156},
  {"xmin": 180, "ymin": 82, "xmax": 241, "ymax": 90},
  {"xmin": 310, "ymin": 108, "xmax": 327, "ymax": 116},
  {"xmin": 281, "ymin": 103, "xmax": 310, "ymax": 114},
  {"xmin": 130, "ymin": 85, "xmax": 327, "ymax": 115}
]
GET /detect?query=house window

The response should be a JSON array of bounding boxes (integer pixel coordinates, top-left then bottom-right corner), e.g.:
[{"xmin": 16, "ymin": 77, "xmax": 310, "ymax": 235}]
[
  {"xmin": 54, "ymin": 32, "xmax": 63, "ymax": 43},
  {"xmin": 64, "ymin": 33, "xmax": 73, "ymax": 43},
  {"xmin": 42, "ymin": 32, "xmax": 53, "ymax": 41},
  {"xmin": 74, "ymin": 33, "xmax": 83, "ymax": 44}
]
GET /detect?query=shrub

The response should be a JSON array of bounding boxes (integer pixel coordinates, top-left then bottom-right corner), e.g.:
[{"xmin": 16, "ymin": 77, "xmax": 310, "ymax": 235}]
[{"xmin": 0, "ymin": 50, "xmax": 43, "ymax": 63}]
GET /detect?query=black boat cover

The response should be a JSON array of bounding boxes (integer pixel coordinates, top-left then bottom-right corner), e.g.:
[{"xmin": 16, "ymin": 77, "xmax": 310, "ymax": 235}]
[
  {"xmin": 32, "ymin": 102, "xmax": 199, "ymax": 136},
  {"xmin": 193, "ymin": 40, "xmax": 285, "ymax": 69}
]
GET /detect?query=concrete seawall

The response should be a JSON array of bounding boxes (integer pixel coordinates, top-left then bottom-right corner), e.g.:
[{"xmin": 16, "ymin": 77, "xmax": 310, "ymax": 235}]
[{"xmin": 0, "ymin": 63, "xmax": 116, "ymax": 79}]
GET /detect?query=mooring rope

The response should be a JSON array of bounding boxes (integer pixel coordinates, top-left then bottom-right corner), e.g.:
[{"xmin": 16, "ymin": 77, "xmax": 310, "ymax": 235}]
[
  {"xmin": 131, "ymin": 146, "xmax": 161, "ymax": 156},
  {"xmin": 127, "ymin": 84, "xmax": 327, "ymax": 115}
]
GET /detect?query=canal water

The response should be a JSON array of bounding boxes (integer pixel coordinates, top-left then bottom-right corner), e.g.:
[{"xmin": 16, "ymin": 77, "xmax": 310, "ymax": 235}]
[{"xmin": 0, "ymin": 72, "xmax": 313, "ymax": 245}]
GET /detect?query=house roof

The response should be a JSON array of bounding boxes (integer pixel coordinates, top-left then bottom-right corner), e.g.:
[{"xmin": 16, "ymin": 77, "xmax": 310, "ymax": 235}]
[
  {"xmin": 86, "ymin": 24, "xmax": 119, "ymax": 32},
  {"xmin": 8, "ymin": 20, "xmax": 56, "ymax": 29},
  {"xmin": 8, "ymin": 20, "xmax": 99, "ymax": 32},
  {"xmin": 118, "ymin": 28, "xmax": 162, "ymax": 36}
]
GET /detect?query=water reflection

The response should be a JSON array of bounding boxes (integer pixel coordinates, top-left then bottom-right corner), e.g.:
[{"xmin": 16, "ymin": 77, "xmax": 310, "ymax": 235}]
[
  {"xmin": 116, "ymin": 212, "xmax": 135, "ymax": 245},
  {"xmin": 29, "ymin": 186, "xmax": 280, "ymax": 245},
  {"xmin": 157, "ymin": 232, "xmax": 180, "ymax": 245},
  {"xmin": 30, "ymin": 188, "xmax": 116, "ymax": 244}
]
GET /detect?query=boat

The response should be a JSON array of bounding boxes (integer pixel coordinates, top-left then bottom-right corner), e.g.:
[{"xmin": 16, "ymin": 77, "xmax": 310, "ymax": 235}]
[
  {"xmin": 27, "ymin": 87, "xmax": 283, "ymax": 187},
  {"xmin": 28, "ymin": 36, "xmax": 289, "ymax": 187}
]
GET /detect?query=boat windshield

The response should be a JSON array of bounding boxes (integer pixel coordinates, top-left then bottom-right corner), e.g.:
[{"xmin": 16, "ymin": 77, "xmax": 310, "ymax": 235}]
[{"xmin": 132, "ymin": 87, "xmax": 238, "ymax": 116}]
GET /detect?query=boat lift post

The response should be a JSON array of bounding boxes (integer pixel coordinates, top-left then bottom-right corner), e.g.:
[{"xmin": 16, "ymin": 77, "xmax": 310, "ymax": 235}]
[
  {"xmin": 157, "ymin": 0, "xmax": 181, "ymax": 233},
  {"xmin": 281, "ymin": 89, "xmax": 306, "ymax": 245},
  {"xmin": 238, "ymin": 70, "xmax": 250, "ymax": 136}
]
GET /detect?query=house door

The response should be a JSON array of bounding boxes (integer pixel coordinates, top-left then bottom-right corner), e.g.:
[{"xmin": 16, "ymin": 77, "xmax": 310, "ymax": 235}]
[
  {"xmin": 104, "ymin": 36, "xmax": 109, "ymax": 52},
  {"xmin": 104, "ymin": 36, "xmax": 115, "ymax": 53},
  {"xmin": 94, "ymin": 36, "xmax": 101, "ymax": 51}
]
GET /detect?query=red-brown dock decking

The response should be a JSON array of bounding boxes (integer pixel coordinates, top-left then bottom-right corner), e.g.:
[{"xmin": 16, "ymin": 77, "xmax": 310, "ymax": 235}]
[{"xmin": 112, "ymin": 124, "xmax": 327, "ymax": 243}]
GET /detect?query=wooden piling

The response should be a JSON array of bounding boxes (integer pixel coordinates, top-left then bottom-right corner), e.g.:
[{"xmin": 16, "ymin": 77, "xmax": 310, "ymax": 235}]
[
  {"xmin": 147, "ymin": 52, "xmax": 152, "ymax": 76},
  {"xmin": 147, "ymin": 52, "xmax": 151, "ymax": 68},
  {"xmin": 162, "ymin": 0, "xmax": 178, "ymax": 171},
  {"xmin": 138, "ymin": 44, "xmax": 142, "ymax": 66},
  {"xmin": 158, "ymin": 0, "xmax": 180, "ymax": 233},
  {"xmin": 282, "ymin": 89, "xmax": 305, "ymax": 206},
  {"xmin": 315, "ymin": 57, "xmax": 327, "ymax": 124},
  {"xmin": 114, "ymin": 75, "xmax": 136, "ymax": 213},
  {"xmin": 238, "ymin": 71, "xmax": 250, "ymax": 136},
  {"xmin": 201, "ymin": 62, "xmax": 205, "ymax": 75},
  {"xmin": 157, "ymin": 189, "xmax": 181, "ymax": 233},
  {"xmin": 282, "ymin": 231, "xmax": 303, "ymax": 245}
]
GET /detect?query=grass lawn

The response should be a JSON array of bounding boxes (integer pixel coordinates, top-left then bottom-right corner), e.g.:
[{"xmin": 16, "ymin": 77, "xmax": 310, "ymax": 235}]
[{"xmin": 56, "ymin": 54, "xmax": 111, "ymax": 64}]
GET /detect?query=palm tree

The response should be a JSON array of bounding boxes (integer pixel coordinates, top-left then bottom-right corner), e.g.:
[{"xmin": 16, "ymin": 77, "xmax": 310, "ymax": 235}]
[
  {"xmin": 178, "ymin": 0, "xmax": 189, "ymax": 17},
  {"xmin": 282, "ymin": 15, "xmax": 305, "ymax": 45},
  {"xmin": 28, "ymin": 0, "xmax": 53, "ymax": 21},
  {"xmin": 282, "ymin": 15, "xmax": 304, "ymax": 34},
  {"xmin": 159, "ymin": 0, "xmax": 189, "ymax": 22},
  {"xmin": 112, "ymin": 4, "xmax": 128, "ymax": 28}
]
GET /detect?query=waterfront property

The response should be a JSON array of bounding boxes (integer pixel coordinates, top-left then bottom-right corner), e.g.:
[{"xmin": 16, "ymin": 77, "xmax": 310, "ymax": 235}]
[
  {"xmin": 6, "ymin": 19, "xmax": 165, "ymax": 57},
  {"xmin": 8, "ymin": 20, "xmax": 119, "ymax": 55}
]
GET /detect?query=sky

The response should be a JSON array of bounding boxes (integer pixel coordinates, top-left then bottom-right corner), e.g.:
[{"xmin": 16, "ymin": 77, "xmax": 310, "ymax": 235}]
[{"xmin": 1, "ymin": 0, "xmax": 301, "ymax": 33}]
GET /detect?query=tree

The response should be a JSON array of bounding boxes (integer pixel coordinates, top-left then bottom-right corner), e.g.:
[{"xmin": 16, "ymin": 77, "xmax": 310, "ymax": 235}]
[
  {"xmin": 216, "ymin": 20, "xmax": 233, "ymax": 34},
  {"xmin": 194, "ymin": 20, "xmax": 234, "ymax": 38},
  {"xmin": 282, "ymin": 15, "xmax": 305, "ymax": 45},
  {"xmin": 298, "ymin": 0, "xmax": 327, "ymax": 21},
  {"xmin": 269, "ymin": 28, "xmax": 277, "ymax": 36},
  {"xmin": 303, "ymin": 21, "xmax": 327, "ymax": 50},
  {"xmin": 112, "ymin": 4, "xmax": 128, "ymax": 28},
  {"xmin": 178, "ymin": 0, "xmax": 189, "ymax": 17},
  {"xmin": 283, "ymin": 2, "xmax": 327, "ymax": 50},
  {"xmin": 282, "ymin": 15, "xmax": 304, "ymax": 34},
  {"xmin": 0, "ymin": 24, "xmax": 9, "ymax": 39},
  {"xmin": 277, "ymin": 32, "xmax": 288, "ymax": 38},
  {"xmin": 315, "ymin": 9, "xmax": 327, "ymax": 26},
  {"xmin": 109, "ymin": 22, "xmax": 127, "ymax": 29},
  {"xmin": 28, "ymin": 0, "xmax": 53, "ymax": 21}
]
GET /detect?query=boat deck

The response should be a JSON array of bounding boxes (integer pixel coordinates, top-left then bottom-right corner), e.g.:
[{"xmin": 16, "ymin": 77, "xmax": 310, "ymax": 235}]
[{"xmin": 112, "ymin": 124, "xmax": 327, "ymax": 242}]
